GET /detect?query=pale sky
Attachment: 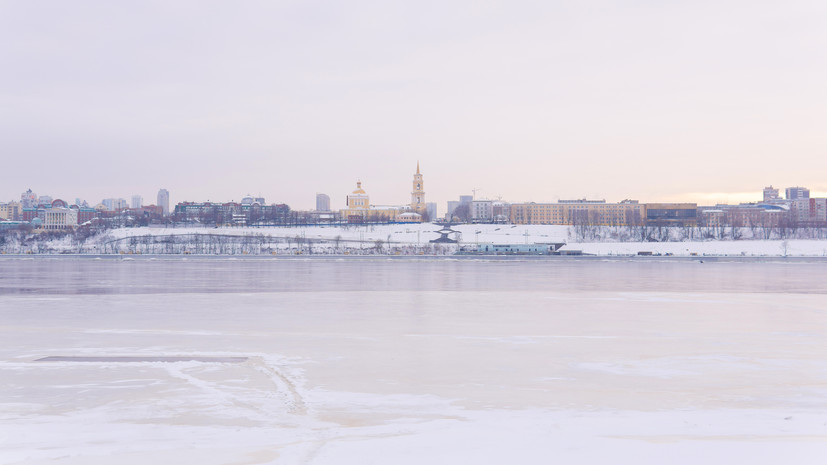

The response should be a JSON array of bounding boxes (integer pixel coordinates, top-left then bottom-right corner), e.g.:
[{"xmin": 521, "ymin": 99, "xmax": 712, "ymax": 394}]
[{"xmin": 2, "ymin": 0, "xmax": 827, "ymax": 211}]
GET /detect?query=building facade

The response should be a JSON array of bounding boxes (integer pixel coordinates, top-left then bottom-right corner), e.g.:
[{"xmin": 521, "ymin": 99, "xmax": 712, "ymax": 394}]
[
  {"xmin": 510, "ymin": 200, "xmax": 646, "ymax": 226},
  {"xmin": 316, "ymin": 193, "xmax": 330, "ymax": 212},
  {"xmin": 425, "ymin": 202, "xmax": 437, "ymax": 222},
  {"xmin": 792, "ymin": 198, "xmax": 827, "ymax": 224},
  {"xmin": 0, "ymin": 202, "xmax": 22, "ymax": 220},
  {"xmin": 20, "ymin": 189, "xmax": 37, "ymax": 208},
  {"xmin": 509, "ymin": 201, "xmax": 698, "ymax": 227},
  {"xmin": 645, "ymin": 203, "xmax": 698, "ymax": 226},
  {"xmin": 786, "ymin": 186, "xmax": 810, "ymax": 200},
  {"xmin": 157, "ymin": 189, "xmax": 170, "ymax": 216},
  {"xmin": 492, "ymin": 202, "xmax": 510, "ymax": 223},
  {"xmin": 471, "ymin": 200, "xmax": 493, "ymax": 223},
  {"xmin": 42, "ymin": 207, "xmax": 78, "ymax": 230},
  {"xmin": 102, "ymin": 198, "xmax": 128, "ymax": 211},
  {"xmin": 173, "ymin": 201, "xmax": 289, "ymax": 225}
]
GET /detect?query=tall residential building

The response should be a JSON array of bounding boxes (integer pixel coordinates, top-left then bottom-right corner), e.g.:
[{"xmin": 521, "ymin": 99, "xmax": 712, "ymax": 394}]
[
  {"xmin": 786, "ymin": 186, "xmax": 810, "ymax": 200},
  {"xmin": 131, "ymin": 195, "xmax": 143, "ymax": 209},
  {"xmin": 316, "ymin": 193, "xmax": 330, "ymax": 212},
  {"xmin": 762, "ymin": 186, "xmax": 779, "ymax": 202},
  {"xmin": 157, "ymin": 189, "xmax": 170, "ymax": 215},
  {"xmin": 410, "ymin": 162, "xmax": 425, "ymax": 213}
]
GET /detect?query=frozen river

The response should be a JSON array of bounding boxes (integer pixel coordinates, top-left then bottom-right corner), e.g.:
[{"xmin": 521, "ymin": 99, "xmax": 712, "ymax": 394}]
[{"xmin": 1, "ymin": 257, "xmax": 827, "ymax": 464}]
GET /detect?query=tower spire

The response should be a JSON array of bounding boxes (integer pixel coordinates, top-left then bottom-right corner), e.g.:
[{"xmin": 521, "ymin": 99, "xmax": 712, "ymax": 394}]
[{"xmin": 416, "ymin": 161, "xmax": 420, "ymax": 175}]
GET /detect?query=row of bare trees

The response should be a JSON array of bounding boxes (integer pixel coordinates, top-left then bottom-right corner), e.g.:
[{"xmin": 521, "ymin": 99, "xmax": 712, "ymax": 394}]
[{"xmin": 568, "ymin": 222, "xmax": 827, "ymax": 242}]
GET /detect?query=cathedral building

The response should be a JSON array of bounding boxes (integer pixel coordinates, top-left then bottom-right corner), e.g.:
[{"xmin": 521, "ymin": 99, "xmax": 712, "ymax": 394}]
[
  {"xmin": 341, "ymin": 181, "xmax": 404, "ymax": 223},
  {"xmin": 340, "ymin": 163, "xmax": 426, "ymax": 223}
]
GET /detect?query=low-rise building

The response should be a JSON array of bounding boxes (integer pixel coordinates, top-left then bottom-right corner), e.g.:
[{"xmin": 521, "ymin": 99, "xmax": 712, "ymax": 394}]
[
  {"xmin": 471, "ymin": 200, "xmax": 493, "ymax": 223},
  {"xmin": 698, "ymin": 204, "xmax": 787, "ymax": 228},
  {"xmin": 510, "ymin": 200, "xmax": 645, "ymax": 226},
  {"xmin": 75, "ymin": 206, "xmax": 97, "ymax": 224},
  {"xmin": 42, "ymin": 207, "xmax": 78, "ymax": 230},
  {"xmin": 645, "ymin": 203, "xmax": 698, "ymax": 227},
  {"xmin": 173, "ymin": 201, "xmax": 290, "ymax": 225},
  {"xmin": 492, "ymin": 202, "xmax": 510, "ymax": 223}
]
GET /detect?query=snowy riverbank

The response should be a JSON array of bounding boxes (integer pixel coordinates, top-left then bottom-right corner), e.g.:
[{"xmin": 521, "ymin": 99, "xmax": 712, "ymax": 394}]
[{"xmin": 3, "ymin": 223, "xmax": 827, "ymax": 256}]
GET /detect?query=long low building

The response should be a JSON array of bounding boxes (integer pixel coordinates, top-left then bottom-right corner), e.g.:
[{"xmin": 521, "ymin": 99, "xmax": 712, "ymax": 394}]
[{"xmin": 510, "ymin": 200, "xmax": 697, "ymax": 227}]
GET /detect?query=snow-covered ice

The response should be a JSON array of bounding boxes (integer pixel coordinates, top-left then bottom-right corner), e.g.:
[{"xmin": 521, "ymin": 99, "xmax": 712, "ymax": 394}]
[{"xmin": 1, "ymin": 257, "xmax": 827, "ymax": 464}]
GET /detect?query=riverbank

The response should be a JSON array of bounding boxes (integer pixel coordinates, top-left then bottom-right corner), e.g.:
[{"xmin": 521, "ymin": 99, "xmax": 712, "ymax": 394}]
[{"xmin": 3, "ymin": 223, "xmax": 827, "ymax": 256}]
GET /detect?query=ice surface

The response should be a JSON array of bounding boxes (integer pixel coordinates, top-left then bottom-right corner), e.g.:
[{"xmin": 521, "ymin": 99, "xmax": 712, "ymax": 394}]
[
  {"xmin": 1, "ymin": 258, "xmax": 827, "ymax": 464},
  {"xmin": 35, "ymin": 356, "xmax": 248, "ymax": 363}
]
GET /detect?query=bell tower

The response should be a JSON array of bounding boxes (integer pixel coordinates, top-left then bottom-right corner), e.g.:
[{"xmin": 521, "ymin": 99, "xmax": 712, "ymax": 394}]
[{"xmin": 411, "ymin": 162, "xmax": 425, "ymax": 213}]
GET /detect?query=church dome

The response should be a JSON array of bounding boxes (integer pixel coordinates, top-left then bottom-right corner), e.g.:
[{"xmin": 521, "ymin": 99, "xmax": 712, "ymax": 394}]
[{"xmin": 352, "ymin": 181, "xmax": 367, "ymax": 195}]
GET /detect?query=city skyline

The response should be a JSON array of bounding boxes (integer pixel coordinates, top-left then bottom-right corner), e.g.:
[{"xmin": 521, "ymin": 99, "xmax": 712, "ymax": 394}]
[
  {"xmin": 3, "ymin": 177, "xmax": 827, "ymax": 214},
  {"xmin": 2, "ymin": 1, "xmax": 827, "ymax": 210}
]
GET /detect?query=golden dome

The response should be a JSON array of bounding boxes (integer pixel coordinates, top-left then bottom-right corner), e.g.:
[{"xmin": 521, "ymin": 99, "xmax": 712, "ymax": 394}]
[{"xmin": 352, "ymin": 181, "xmax": 366, "ymax": 195}]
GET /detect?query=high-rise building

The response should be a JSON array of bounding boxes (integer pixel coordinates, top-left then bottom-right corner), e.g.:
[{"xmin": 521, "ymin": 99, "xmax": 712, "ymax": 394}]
[
  {"xmin": 786, "ymin": 186, "xmax": 810, "ymax": 200},
  {"xmin": 316, "ymin": 193, "xmax": 330, "ymax": 212},
  {"xmin": 157, "ymin": 189, "xmax": 170, "ymax": 216},
  {"xmin": 131, "ymin": 195, "xmax": 142, "ymax": 209},
  {"xmin": 763, "ymin": 186, "xmax": 779, "ymax": 203},
  {"xmin": 426, "ymin": 202, "xmax": 437, "ymax": 222},
  {"xmin": 410, "ymin": 162, "xmax": 426, "ymax": 213},
  {"xmin": 102, "ymin": 198, "xmax": 128, "ymax": 211}
]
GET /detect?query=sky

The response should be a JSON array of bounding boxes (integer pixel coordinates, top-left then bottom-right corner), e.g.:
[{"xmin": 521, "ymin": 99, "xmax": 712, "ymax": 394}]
[{"xmin": 2, "ymin": 0, "xmax": 827, "ymax": 211}]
